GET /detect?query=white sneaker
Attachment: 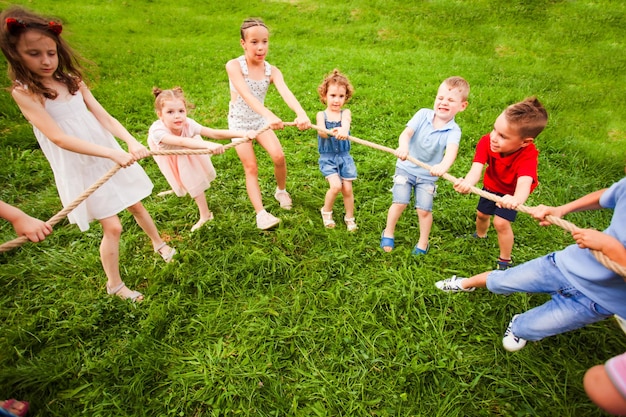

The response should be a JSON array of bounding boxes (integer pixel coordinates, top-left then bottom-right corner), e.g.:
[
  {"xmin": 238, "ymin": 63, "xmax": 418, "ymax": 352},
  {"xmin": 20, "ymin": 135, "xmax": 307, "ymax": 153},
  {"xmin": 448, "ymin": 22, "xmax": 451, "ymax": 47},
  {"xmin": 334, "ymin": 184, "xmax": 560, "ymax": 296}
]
[
  {"xmin": 274, "ymin": 189, "xmax": 292, "ymax": 210},
  {"xmin": 256, "ymin": 210, "xmax": 280, "ymax": 230},
  {"xmin": 435, "ymin": 275, "xmax": 475, "ymax": 292},
  {"xmin": 615, "ymin": 315, "xmax": 626, "ymax": 335},
  {"xmin": 502, "ymin": 314, "xmax": 527, "ymax": 352}
]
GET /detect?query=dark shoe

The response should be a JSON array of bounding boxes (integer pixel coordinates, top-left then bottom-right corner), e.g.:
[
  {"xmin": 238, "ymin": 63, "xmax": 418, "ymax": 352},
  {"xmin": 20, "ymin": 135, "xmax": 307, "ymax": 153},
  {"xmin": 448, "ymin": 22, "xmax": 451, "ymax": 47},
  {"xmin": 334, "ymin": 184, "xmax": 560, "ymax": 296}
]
[
  {"xmin": 457, "ymin": 232, "xmax": 487, "ymax": 239},
  {"xmin": 496, "ymin": 259, "xmax": 514, "ymax": 270}
]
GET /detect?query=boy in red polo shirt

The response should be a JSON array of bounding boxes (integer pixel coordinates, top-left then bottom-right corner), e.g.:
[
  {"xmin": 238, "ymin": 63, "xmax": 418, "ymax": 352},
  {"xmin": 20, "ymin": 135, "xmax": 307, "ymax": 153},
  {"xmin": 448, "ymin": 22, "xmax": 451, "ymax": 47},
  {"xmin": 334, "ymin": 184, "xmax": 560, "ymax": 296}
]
[{"xmin": 453, "ymin": 97, "xmax": 548, "ymax": 269}]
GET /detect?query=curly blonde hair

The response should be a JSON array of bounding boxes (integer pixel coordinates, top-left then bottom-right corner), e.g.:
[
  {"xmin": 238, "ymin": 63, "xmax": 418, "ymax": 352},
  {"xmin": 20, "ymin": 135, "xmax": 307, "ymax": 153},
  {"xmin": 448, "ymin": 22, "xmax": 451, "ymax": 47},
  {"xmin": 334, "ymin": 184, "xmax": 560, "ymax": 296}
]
[{"xmin": 317, "ymin": 69, "xmax": 354, "ymax": 104}]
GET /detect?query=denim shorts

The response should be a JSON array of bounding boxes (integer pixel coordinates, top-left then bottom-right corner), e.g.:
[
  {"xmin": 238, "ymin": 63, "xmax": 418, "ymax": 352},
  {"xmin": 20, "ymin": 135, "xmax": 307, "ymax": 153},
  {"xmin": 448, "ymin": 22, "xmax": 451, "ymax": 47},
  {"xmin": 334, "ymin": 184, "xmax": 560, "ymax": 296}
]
[
  {"xmin": 486, "ymin": 253, "xmax": 613, "ymax": 341},
  {"xmin": 390, "ymin": 167, "xmax": 436, "ymax": 211},
  {"xmin": 476, "ymin": 188, "xmax": 517, "ymax": 222},
  {"xmin": 319, "ymin": 152, "xmax": 357, "ymax": 180}
]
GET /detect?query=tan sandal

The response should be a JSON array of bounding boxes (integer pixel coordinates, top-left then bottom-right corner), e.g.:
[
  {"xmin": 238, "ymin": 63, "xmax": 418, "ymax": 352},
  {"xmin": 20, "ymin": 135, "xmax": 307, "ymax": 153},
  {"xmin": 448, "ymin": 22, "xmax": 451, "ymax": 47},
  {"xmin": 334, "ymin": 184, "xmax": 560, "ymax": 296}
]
[
  {"xmin": 320, "ymin": 208, "xmax": 335, "ymax": 228},
  {"xmin": 155, "ymin": 242, "xmax": 176, "ymax": 262},
  {"xmin": 344, "ymin": 217, "xmax": 358, "ymax": 232},
  {"xmin": 107, "ymin": 282, "xmax": 143, "ymax": 302}
]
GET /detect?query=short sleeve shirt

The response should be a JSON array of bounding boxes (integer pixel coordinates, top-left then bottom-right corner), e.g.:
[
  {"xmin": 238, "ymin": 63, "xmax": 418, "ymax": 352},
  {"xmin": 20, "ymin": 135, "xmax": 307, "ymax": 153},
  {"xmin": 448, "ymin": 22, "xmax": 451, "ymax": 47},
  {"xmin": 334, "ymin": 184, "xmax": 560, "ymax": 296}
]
[
  {"xmin": 396, "ymin": 108, "xmax": 461, "ymax": 181},
  {"xmin": 148, "ymin": 118, "xmax": 203, "ymax": 150},
  {"xmin": 473, "ymin": 133, "xmax": 538, "ymax": 195}
]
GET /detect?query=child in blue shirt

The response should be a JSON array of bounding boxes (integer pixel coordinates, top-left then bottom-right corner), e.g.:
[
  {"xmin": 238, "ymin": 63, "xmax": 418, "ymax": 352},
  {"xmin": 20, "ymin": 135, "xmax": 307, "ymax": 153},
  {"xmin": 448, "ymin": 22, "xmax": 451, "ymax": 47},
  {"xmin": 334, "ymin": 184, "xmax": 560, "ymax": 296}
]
[
  {"xmin": 436, "ymin": 175, "xmax": 626, "ymax": 352},
  {"xmin": 381, "ymin": 76, "xmax": 469, "ymax": 254}
]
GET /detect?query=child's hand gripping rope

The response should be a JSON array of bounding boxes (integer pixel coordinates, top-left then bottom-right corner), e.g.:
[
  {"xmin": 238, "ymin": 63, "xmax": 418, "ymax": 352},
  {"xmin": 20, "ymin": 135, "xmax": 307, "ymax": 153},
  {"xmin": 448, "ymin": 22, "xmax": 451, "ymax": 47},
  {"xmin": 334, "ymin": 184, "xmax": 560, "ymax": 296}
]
[
  {"xmin": 0, "ymin": 127, "xmax": 268, "ymax": 253},
  {"xmin": 283, "ymin": 122, "xmax": 626, "ymax": 278}
]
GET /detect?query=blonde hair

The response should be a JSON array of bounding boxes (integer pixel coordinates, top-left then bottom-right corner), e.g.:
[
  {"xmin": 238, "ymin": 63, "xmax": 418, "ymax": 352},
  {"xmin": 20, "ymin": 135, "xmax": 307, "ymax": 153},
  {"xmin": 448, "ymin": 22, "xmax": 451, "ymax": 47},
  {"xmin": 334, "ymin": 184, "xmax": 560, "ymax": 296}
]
[
  {"xmin": 240, "ymin": 18, "xmax": 268, "ymax": 40},
  {"xmin": 317, "ymin": 69, "xmax": 354, "ymax": 104},
  {"xmin": 442, "ymin": 76, "xmax": 470, "ymax": 101},
  {"xmin": 152, "ymin": 86, "xmax": 195, "ymax": 112},
  {"xmin": 505, "ymin": 97, "xmax": 548, "ymax": 139}
]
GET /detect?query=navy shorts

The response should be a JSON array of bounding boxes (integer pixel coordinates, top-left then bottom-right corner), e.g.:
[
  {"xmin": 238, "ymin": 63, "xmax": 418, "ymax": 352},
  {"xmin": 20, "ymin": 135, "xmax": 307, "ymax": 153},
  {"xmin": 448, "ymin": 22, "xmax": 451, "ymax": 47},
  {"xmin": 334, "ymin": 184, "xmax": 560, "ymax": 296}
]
[{"xmin": 476, "ymin": 188, "xmax": 517, "ymax": 222}]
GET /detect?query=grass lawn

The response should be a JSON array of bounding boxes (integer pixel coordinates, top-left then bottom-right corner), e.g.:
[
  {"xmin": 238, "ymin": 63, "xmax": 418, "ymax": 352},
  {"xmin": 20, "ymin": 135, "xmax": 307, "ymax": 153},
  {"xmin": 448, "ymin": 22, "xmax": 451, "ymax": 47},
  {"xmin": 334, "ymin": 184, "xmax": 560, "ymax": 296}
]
[{"xmin": 0, "ymin": 0, "xmax": 625, "ymax": 416}]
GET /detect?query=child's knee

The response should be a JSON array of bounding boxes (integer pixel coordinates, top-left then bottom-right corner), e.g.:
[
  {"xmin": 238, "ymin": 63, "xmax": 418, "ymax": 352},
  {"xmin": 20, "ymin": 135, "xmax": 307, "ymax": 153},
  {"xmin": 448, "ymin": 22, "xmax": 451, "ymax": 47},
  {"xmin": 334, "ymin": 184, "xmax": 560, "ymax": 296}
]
[
  {"xmin": 493, "ymin": 216, "xmax": 512, "ymax": 232},
  {"xmin": 476, "ymin": 210, "xmax": 490, "ymax": 221},
  {"xmin": 242, "ymin": 162, "xmax": 259, "ymax": 176},
  {"xmin": 101, "ymin": 218, "xmax": 123, "ymax": 237},
  {"xmin": 329, "ymin": 183, "xmax": 342, "ymax": 194},
  {"xmin": 270, "ymin": 152, "xmax": 286, "ymax": 166},
  {"xmin": 125, "ymin": 202, "xmax": 144, "ymax": 216},
  {"xmin": 416, "ymin": 208, "xmax": 432, "ymax": 219},
  {"xmin": 584, "ymin": 364, "xmax": 626, "ymax": 414}
]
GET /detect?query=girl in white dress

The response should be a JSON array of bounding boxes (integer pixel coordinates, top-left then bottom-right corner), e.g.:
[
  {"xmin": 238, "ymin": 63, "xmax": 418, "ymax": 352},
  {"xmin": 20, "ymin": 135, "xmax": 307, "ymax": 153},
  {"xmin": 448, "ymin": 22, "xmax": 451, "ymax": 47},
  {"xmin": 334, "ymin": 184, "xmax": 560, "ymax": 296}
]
[{"xmin": 0, "ymin": 6, "xmax": 176, "ymax": 301}]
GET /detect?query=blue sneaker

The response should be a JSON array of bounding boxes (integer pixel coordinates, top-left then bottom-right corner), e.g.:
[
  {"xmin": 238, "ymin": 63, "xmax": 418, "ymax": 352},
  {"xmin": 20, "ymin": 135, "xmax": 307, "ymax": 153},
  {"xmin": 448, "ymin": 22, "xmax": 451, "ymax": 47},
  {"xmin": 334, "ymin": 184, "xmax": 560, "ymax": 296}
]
[{"xmin": 412, "ymin": 244, "xmax": 429, "ymax": 256}]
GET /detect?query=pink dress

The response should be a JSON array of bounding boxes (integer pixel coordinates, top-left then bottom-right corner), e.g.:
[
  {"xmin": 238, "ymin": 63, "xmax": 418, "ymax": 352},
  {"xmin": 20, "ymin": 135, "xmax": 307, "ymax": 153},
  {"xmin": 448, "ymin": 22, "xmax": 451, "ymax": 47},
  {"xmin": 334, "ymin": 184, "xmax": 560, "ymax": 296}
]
[
  {"xmin": 33, "ymin": 90, "xmax": 153, "ymax": 232},
  {"xmin": 147, "ymin": 118, "xmax": 216, "ymax": 198}
]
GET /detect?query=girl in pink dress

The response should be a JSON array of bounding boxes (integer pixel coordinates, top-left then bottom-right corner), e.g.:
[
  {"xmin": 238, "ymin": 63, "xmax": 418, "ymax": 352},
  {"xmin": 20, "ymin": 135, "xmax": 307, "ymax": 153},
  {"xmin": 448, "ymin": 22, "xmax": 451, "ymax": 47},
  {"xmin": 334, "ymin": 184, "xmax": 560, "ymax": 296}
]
[
  {"xmin": 148, "ymin": 87, "xmax": 256, "ymax": 232},
  {"xmin": 0, "ymin": 6, "xmax": 175, "ymax": 301}
]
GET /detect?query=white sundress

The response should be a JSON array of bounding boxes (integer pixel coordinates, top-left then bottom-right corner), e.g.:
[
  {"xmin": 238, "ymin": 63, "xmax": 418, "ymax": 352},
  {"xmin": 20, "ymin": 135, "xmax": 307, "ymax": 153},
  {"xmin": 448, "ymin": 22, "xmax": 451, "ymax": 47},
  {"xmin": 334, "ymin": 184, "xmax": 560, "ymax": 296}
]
[{"xmin": 33, "ymin": 90, "xmax": 153, "ymax": 231}]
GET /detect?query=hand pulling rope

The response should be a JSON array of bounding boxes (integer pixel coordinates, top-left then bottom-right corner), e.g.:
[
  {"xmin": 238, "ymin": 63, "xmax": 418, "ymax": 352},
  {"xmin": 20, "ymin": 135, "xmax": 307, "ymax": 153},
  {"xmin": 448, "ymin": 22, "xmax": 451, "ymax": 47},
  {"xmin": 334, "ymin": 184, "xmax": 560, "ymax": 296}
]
[
  {"xmin": 296, "ymin": 122, "xmax": 626, "ymax": 277},
  {"xmin": 0, "ymin": 126, "xmax": 270, "ymax": 253}
]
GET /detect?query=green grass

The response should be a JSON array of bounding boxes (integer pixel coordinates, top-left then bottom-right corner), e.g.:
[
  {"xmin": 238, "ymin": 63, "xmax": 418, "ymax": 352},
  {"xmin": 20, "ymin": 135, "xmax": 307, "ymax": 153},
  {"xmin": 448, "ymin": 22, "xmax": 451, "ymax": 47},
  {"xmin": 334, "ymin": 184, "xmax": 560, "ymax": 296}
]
[{"xmin": 1, "ymin": 0, "xmax": 625, "ymax": 416}]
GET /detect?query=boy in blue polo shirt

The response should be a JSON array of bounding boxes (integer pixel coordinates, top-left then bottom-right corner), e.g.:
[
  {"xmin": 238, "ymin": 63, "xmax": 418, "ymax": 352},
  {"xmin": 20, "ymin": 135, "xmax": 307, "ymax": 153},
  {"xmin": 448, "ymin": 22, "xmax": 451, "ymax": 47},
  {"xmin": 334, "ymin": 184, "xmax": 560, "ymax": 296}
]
[{"xmin": 380, "ymin": 76, "xmax": 469, "ymax": 255}]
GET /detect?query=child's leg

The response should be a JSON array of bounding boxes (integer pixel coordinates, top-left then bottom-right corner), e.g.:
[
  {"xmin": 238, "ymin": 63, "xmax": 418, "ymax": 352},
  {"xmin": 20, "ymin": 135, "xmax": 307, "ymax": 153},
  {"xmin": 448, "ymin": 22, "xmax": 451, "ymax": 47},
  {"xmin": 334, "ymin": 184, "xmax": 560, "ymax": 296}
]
[
  {"xmin": 493, "ymin": 216, "xmax": 514, "ymax": 260},
  {"xmin": 584, "ymin": 363, "xmax": 626, "ymax": 415},
  {"xmin": 384, "ymin": 203, "xmax": 407, "ymax": 238},
  {"xmin": 193, "ymin": 192, "xmax": 213, "ymax": 221},
  {"xmin": 125, "ymin": 202, "xmax": 171, "ymax": 252},
  {"xmin": 99, "ymin": 215, "xmax": 143, "ymax": 300},
  {"xmin": 460, "ymin": 271, "xmax": 490, "ymax": 289},
  {"xmin": 234, "ymin": 142, "xmax": 264, "ymax": 213},
  {"xmin": 191, "ymin": 192, "xmax": 213, "ymax": 232},
  {"xmin": 341, "ymin": 180, "xmax": 354, "ymax": 218},
  {"xmin": 485, "ymin": 255, "xmax": 614, "ymax": 341},
  {"xmin": 323, "ymin": 174, "xmax": 342, "ymax": 212},
  {"xmin": 416, "ymin": 208, "xmax": 432, "ymax": 251},
  {"xmin": 475, "ymin": 210, "xmax": 490, "ymax": 237},
  {"xmin": 256, "ymin": 130, "xmax": 287, "ymax": 190}
]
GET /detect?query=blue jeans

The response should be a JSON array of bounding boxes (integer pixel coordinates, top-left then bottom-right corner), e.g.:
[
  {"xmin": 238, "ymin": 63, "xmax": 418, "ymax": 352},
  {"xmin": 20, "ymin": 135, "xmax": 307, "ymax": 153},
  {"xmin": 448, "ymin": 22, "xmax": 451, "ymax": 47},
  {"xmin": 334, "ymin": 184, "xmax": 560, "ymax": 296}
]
[
  {"xmin": 391, "ymin": 168, "xmax": 436, "ymax": 211},
  {"xmin": 486, "ymin": 253, "xmax": 613, "ymax": 341}
]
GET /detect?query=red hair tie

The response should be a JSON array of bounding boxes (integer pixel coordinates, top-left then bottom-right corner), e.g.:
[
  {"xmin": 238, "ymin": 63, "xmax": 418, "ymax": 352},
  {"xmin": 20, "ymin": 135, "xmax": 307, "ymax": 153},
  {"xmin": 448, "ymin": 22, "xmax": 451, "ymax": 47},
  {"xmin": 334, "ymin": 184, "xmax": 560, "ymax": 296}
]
[
  {"xmin": 5, "ymin": 17, "xmax": 26, "ymax": 34},
  {"xmin": 4, "ymin": 17, "xmax": 62, "ymax": 36},
  {"xmin": 48, "ymin": 21, "xmax": 62, "ymax": 35}
]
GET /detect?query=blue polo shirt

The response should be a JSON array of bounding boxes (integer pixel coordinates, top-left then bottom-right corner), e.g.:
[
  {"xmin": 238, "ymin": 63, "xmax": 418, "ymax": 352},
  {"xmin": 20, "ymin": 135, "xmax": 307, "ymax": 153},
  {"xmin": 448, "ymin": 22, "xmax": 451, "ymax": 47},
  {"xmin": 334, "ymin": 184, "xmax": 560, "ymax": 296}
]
[
  {"xmin": 556, "ymin": 177, "xmax": 626, "ymax": 317},
  {"xmin": 396, "ymin": 108, "xmax": 461, "ymax": 181}
]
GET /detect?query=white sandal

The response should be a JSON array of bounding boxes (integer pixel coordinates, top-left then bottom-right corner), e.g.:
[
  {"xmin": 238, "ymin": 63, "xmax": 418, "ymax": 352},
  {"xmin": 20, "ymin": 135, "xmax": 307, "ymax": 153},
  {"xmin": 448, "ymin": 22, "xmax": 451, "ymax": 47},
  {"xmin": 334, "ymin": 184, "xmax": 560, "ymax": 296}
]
[
  {"xmin": 320, "ymin": 208, "xmax": 335, "ymax": 228},
  {"xmin": 155, "ymin": 242, "xmax": 176, "ymax": 263},
  {"xmin": 107, "ymin": 282, "xmax": 143, "ymax": 302},
  {"xmin": 344, "ymin": 217, "xmax": 358, "ymax": 232}
]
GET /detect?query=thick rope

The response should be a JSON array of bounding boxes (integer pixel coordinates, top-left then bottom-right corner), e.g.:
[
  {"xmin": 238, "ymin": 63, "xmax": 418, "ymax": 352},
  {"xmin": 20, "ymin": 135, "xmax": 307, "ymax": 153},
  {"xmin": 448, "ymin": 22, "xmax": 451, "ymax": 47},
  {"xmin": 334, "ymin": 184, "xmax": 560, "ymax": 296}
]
[
  {"xmin": 300, "ymin": 122, "xmax": 626, "ymax": 277},
  {"xmin": 0, "ymin": 127, "xmax": 269, "ymax": 253}
]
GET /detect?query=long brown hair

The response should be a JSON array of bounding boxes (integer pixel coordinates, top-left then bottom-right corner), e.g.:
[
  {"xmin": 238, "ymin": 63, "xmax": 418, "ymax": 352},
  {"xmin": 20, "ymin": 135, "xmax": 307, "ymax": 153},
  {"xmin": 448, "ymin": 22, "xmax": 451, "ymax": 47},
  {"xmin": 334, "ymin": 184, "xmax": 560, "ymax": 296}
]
[{"xmin": 0, "ymin": 6, "xmax": 85, "ymax": 99}]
